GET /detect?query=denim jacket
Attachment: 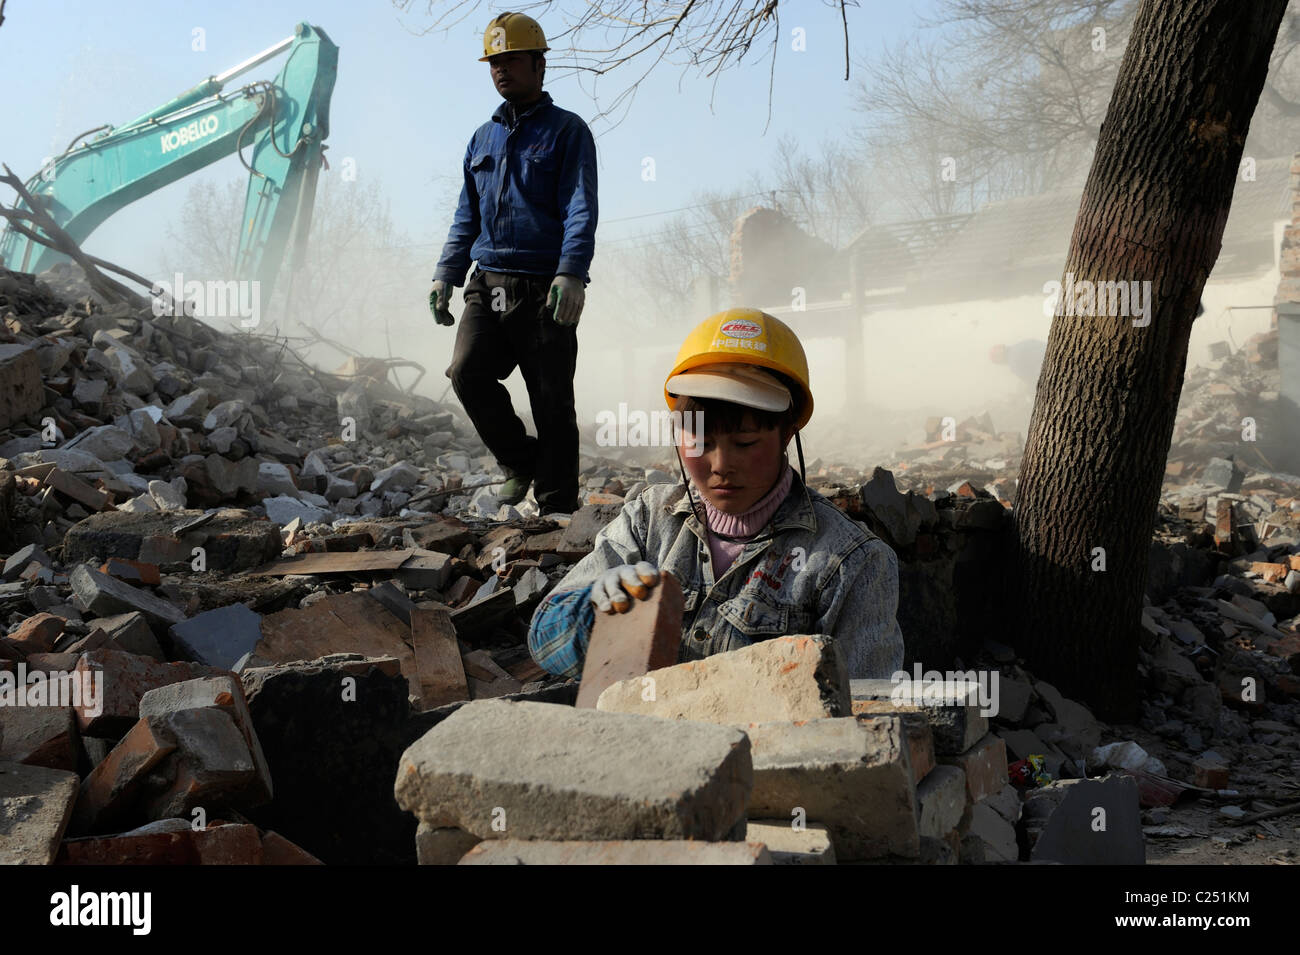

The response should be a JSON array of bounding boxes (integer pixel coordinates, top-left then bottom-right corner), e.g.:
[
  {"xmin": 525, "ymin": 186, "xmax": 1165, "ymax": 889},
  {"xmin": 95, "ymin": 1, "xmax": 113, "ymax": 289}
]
[
  {"xmin": 433, "ymin": 91, "xmax": 598, "ymax": 285},
  {"xmin": 528, "ymin": 469, "xmax": 905, "ymax": 680}
]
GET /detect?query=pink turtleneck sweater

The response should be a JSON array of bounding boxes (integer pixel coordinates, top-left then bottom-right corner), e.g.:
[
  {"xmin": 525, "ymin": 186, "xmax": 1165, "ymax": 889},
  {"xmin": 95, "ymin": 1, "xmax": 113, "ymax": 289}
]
[{"xmin": 699, "ymin": 465, "xmax": 794, "ymax": 577}]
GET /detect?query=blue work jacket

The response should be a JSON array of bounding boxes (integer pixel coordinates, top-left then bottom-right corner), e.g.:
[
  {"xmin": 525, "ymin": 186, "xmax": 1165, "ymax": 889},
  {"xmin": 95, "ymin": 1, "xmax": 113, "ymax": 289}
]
[{"xmin": 433, "ymin": 92, "xmax": 597, "ymax": 285}]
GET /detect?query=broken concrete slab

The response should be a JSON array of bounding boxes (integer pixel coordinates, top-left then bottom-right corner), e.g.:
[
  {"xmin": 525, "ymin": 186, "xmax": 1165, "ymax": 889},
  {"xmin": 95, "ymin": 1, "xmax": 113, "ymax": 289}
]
[
  {"xmin": 395, "ymin": 699, "xmax": 752, "ymax": 842},
  {"xmin": 70, "ymin": 565, "xmax": 186, "ymax": 629},
  {"xmin": 1025, "ymin": 775, "xmax": 1144, "ymax": 864},
  {"xmin": 745, "ymin": 820, "xmax": 836, "ymax": 865},
  {"xmin": 596, "ymin": 635, "xmax": 852, "ymax": 723},
  {"xmin": 169, "ymin": 603, "xmax": 263, "ymax": 672},
  {"xmin": 744, "ymin": 715, "xmax": 919, "ymax": 861},
  {"xmin": 64, "ymin": 508, "xmax": 281, "ymax": 572},
  {"xmin": 89, "ymin": 611, "xmax": 165, "ymax": 660},
  {"xmin": 576, "ymin": 571, "xmax": 682, "ymax": 708},
  {"xmin": 458, "ymin": 840, "xmax": 773, "ymax": 865},
  {"xmin": 556, "ymin": 501, "xmax": 623, "ymax": 561},
  {"xmin": 0, "ymin": 760, "xmax": 79, "ymax": 863}
]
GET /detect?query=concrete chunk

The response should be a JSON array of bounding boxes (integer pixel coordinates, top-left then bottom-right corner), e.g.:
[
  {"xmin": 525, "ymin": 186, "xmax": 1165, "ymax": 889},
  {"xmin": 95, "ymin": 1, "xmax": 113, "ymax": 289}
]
[
  {"xmin": 415, "ymin": 823, "xmax": 481, "ymax": 865},
  {"xmin": 745, "ymin": 820, "xmax": 836, "ymax": 865},
  {"xmin": 70, "ymin": 565, "xmax": 186, "ymax": 628},
  {"xmin": 1026, "ymin": 775, "xmax": 1144, "ymax": 865},
  {"xmin": 395, "ymin": 699, "xmax": 752, "ymax": 841},
  {"xmin": 0, "ymin": 706, "xmax": 77, "ymax": 771},
  {"xmin": 169, "ymin": 603, "xmax": 263, "ymax": 672},
  {"xmin": 597, "ymin": 635, "xmax": 852, "ymax": 723},
  {"xmin": 745, "ymin": 716, "xmax": 919, "ymax": 860},
  {"xmin": 459, "ymin": 840, "xmax": 773, "ymax": 865},
  {"xmin": 139, "ymin": 674, "xmax": 272, "ymax": 805},
  {"xmin": 577, "ymin": 572, "xmax": 682, "ymax": 708},
  {"xmin": 0, "ymin": 761, "xmax": 79, "ymax": 863}
]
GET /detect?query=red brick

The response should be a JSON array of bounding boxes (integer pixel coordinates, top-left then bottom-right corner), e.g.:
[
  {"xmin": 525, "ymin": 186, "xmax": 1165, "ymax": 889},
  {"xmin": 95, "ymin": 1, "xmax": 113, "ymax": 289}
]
[
  {"xmin": 940, "ymin": 733, "xmax": 1008, "ymax": 803},
  {"xmin": 72, "ymin": 650, "xmax": 231, "ymax": 735},
  {"xmin": 58, "ymin": 829, "xmax": 194, "ymax": 865},
  {"xmin": 72, "ymin": 715, "xmax": 177, "ymax": 833},
  {"xmin": 575, "ymin": 571, "xmax": 683, "ymax": 708},
  {"xmin": 1193, "ymin": 759, "xmax": 1229, "ymax": 789},
  {"xmin": 1249, "ymin": 562, "xmax": 1288, "ymax": 584},
  {"xmin": 8, "ymin": 613, "xmax": 65, "ymax": 654},
  {"xmin": 192, "ymin": 823, "xmax": 263, "ymax": 864},
  {"xmin": 260, "ymin": 830, "xmax": 324, "ymax": 865}
]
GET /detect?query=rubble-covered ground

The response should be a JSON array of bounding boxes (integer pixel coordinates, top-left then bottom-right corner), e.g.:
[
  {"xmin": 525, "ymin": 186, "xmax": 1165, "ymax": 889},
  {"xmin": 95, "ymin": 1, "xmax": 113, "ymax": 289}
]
[{"xmin": 1, "ymin": 265, "xmax": 1296, "ymax": 865}]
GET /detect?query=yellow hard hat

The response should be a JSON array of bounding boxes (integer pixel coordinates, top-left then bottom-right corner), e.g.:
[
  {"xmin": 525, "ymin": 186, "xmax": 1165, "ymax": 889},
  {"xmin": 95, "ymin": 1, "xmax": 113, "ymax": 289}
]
[
  {"xmin": 664, "ymin": 308, "xmax": 814, "ymax": 430},
  {"xmin": 480, "ymin": 12, "xmax": 549, "ymax": 61}
]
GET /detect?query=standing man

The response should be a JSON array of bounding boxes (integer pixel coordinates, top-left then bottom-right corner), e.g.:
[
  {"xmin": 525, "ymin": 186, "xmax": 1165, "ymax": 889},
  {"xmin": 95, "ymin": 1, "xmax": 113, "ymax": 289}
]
[{"xmin": 430, "ymin": 11, "xmax": 597, "ymax": 516}]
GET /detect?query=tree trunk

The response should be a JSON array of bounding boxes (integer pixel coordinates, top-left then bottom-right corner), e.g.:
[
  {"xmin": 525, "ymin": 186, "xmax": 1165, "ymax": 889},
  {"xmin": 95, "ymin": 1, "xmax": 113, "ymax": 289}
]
[{"xmin": 1013, "ymin": 0, "xmax": 1289, "ymax": 721}]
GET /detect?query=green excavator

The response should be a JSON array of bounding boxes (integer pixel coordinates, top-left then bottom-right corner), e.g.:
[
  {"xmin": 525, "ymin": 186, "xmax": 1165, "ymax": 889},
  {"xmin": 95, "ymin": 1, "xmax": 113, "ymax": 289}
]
[{"xmin": 0, "ymin": 22, "xmax": 338, "ymax": 306}]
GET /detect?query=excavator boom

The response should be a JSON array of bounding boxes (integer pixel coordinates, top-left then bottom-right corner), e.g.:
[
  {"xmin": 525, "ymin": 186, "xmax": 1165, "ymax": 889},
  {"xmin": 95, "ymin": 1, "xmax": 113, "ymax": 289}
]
[{"xmin": 0, "ymin": 22, "xmax": 338, "ymax": 306}]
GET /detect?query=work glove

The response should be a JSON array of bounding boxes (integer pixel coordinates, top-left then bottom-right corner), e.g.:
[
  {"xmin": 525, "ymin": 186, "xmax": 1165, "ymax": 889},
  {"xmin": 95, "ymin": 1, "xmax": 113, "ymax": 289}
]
[
  {"xmin": 589, "ymin": 562, "xmax": 660, "ymax": 614},
  {"xmin": 547, "ymin": 274, "xmax": 585, "ymax": 327},
  {"xmin": 429, "ymin": 280, "xmax": 455, "ymax": 326}
]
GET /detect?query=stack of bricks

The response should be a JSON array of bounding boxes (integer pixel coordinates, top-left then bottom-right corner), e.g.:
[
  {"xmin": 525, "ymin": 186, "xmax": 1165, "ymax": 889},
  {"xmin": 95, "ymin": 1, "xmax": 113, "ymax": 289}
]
[{"xmin": 851, "ymin": 678, "xmax": 1019, "ymax": 863}]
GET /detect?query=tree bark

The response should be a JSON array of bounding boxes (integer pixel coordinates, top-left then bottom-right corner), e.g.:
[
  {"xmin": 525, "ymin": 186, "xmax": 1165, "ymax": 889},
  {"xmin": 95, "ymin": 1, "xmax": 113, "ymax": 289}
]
[{"xmin": 1013, "ymin": 0, "xmax": 1289, "ymax": 721}]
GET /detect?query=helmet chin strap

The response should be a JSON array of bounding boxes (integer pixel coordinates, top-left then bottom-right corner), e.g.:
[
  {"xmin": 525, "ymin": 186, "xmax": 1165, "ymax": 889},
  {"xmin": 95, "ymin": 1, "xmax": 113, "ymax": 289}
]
[{"xmin": 673, "ymin": 430, "xmax": 807, "ymax": 559}]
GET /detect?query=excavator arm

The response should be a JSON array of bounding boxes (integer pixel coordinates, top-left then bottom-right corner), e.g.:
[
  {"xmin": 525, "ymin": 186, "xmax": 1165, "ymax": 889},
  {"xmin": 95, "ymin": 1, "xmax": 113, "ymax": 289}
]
[{"xmin": 0, "ymin": 22, "xmax": 338, "ymax": 305}]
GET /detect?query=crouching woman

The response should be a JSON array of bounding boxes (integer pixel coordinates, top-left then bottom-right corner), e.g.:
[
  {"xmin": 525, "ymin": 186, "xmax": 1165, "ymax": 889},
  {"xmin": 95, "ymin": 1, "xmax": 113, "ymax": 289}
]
[{"xmin": 527, "ymin": 308, "xmax": 904, "ymax": 680}]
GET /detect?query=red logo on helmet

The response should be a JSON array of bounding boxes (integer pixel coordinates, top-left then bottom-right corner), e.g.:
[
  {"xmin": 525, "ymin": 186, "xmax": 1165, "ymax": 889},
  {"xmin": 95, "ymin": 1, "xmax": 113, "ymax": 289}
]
[{"xmin": 719, "ymin": 319, "xmax": 761, "ymax": 339}]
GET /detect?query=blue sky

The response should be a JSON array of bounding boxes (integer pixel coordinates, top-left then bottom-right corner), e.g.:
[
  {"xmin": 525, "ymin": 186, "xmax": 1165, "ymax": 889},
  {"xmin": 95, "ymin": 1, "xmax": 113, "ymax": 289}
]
[{"xmin": 1, "ymin": 0, "xmax": 935, "ymax": 275}]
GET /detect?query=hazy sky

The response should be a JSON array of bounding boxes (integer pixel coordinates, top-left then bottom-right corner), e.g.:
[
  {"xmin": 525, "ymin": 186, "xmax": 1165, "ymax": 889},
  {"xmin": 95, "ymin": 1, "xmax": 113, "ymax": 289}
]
[{"xmin": 2, "ymin": 0, "xmax": 934, "ymax": 277}]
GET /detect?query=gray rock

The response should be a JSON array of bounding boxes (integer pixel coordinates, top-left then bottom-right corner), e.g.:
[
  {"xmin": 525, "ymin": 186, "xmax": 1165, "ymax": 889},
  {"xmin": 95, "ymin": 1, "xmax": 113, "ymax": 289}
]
[
  {"xmin": 203, "ymin": 400, "xmax": 247, "ymax": 432},
  {"xmin": 263, "ymin": 495, "xmax": 330, "ymax": 527},
  {"xmin": 65, "ymin": 425, "xmax": 133, "ymax": 462},
  {"xmin": 147, "ymin": 478, "xmax": 188, "ymax": 511},
  {"xmin": 256, "ymin": 461, "xmax": 299, "ymax": 498}
]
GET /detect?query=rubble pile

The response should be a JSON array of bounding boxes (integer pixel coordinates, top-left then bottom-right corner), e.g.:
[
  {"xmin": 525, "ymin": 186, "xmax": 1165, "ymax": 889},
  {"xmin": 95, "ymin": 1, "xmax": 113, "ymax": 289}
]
[{"xmin": 1, "ymin": 265, "xmax": 1298, "ymax": 865}]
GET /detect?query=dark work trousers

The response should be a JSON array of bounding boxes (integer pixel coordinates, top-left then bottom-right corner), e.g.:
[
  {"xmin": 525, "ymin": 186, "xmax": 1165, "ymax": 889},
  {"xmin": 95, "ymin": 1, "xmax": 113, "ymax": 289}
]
[{"xmin": 446, "ymin": 267, "xmax": 580, "ymax": 513}]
